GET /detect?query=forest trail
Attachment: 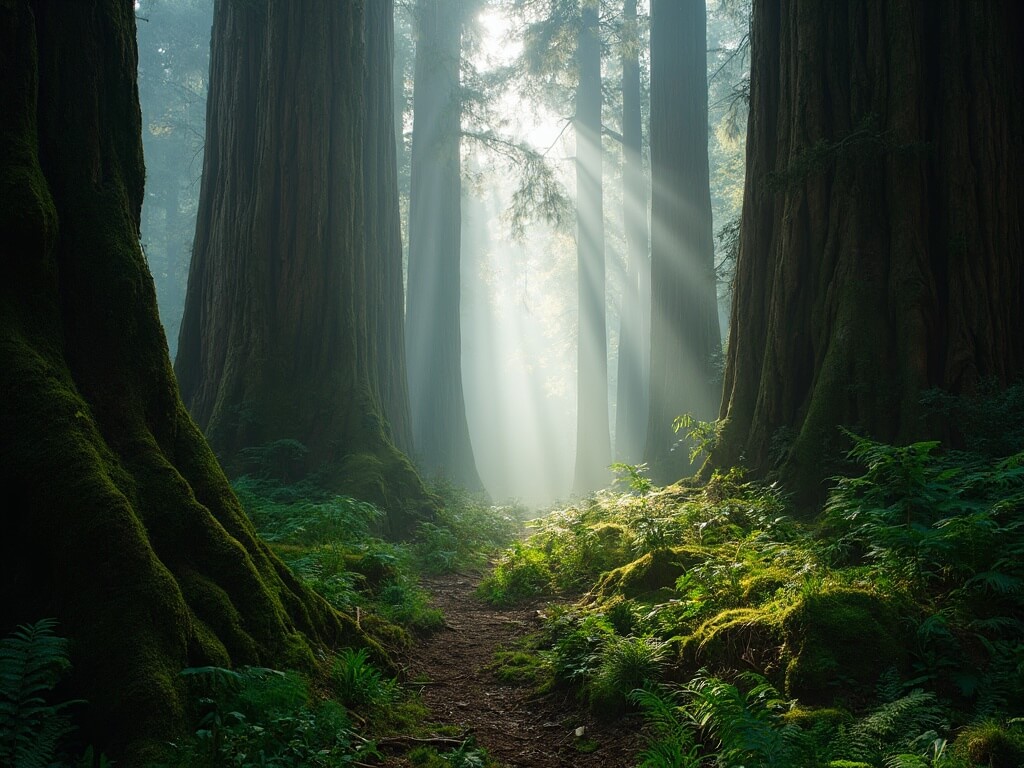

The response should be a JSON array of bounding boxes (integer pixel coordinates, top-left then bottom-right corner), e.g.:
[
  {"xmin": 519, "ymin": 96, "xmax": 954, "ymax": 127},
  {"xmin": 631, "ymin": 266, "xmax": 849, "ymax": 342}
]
[{"xmin": 389, "ymin": 573, "xmax": 643, "ymax": 767}]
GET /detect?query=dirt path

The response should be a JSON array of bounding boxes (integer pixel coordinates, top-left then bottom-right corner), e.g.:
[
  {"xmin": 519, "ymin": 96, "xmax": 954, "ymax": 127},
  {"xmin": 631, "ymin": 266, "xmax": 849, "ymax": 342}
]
[{"xmin": 389, "ymin": 572, "xmax": 643, "ymax": 767}]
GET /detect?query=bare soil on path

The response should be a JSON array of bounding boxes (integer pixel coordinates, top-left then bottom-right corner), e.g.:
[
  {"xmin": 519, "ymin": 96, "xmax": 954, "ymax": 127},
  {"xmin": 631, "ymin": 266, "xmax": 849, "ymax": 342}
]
[{"xmin": 386, "ymin": 572, "xmax": 643, "ymax": 768}]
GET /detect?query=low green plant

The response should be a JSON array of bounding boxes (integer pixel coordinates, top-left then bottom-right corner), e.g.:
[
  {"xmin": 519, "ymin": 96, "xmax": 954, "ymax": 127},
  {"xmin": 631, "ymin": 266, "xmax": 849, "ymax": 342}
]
[
  {"xmin": 331, "ymin": 648, "xmax": 398, "ymax": 710},
  {"xmin": 413, "ymin": 481, "xmax": 523, "ymax": 573},
  {"xmin": 168, "ymin": 665, "xmax": 373, "ymax": 767},
  {"xmin": 589, "ymin": 634, "xmax": 669, "ymax": 713},
  {"xmin": 0, "ymin": 619, "xmax": 82, "ymax": 768},
  {"xmin": 672, "ymin": 413, "xmax": 719, "ymax": 465},
  {"xmin": 373, "ymin": 578, "xmax": 445, "ymax": 633},
  {"xmin": 631, "ymin": 672, "xmax": 804, "ymax": 768},
  {"xmin": 477, "ymin": 541, "xmax": 553, "ymax": 604}
]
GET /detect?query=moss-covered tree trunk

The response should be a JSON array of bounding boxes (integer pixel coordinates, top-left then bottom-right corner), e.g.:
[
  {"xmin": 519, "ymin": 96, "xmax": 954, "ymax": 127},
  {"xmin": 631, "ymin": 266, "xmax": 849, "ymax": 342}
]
[
  {"xmin": 614, "ymin": 0, "xmax": 650, "ymax": 465},
  {"xmin": 0, "ymin": 1, "xmax": 359, "ymax": 760},
  {"xmin": 715, "ymin": 0, "xmax": 1024, "ymax": 500},
  {"xmin": 573, "ymin": 0, "xmax": 613, "ymax": 494},
  {"xmin": 364, "ymin": 0, "xmax": 414, "ymax": 457},
  {"xmin": 175, "ymin": 0, "xmax": 428, "ymax": 528},
  {"xmin": 645, "ymin": 0, "xmax": 722, "ymax": 484},
  {"xmin": 406, "ymin": 0, "xmax": 483, "ymax": 491}
]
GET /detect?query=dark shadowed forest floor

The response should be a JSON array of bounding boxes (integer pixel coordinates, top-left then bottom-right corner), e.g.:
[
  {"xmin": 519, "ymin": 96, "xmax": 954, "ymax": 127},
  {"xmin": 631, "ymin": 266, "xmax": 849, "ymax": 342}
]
[{"xmin": 383, "ymin": 573, "xmax": 643, "ymax": 768}]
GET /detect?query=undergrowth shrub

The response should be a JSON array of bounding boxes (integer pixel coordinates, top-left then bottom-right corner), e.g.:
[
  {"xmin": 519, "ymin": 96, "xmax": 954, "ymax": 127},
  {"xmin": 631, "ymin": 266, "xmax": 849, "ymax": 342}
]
[
  {"xmin": 0, "ymin": 619, "xmax": 82, "ymax": 768},
  {"xmin": 331, "ymin": 648, "xmax": 398, "ymax": 710},
  {"xmin": 825, "ymin": 434, "xmax": 1024, "ymax": 706},
  {"xmin": 165, "ymin": 665, "xmax": 374, "ymax": 767},
  {"xmin": 413, "ymin": 480, "xmax": 523, "ymax": 573}
]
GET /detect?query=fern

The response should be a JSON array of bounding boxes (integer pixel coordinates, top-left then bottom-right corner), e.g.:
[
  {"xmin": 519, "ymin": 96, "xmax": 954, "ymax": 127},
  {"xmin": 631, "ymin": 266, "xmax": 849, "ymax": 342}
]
[
  {"xmin": 688, "ymin": 671, "xmax": 802, "ymax": 767},
  {"xmin": 0, "ymin": 619, "xmax": 81, "ymax": 768},
  {"xmin": 630, "ymin": 686, "xmax": 702, "ymax": 768},
  {"xmin": 833, "ymin": 690, "xmax": 944, "ymax": 764}
]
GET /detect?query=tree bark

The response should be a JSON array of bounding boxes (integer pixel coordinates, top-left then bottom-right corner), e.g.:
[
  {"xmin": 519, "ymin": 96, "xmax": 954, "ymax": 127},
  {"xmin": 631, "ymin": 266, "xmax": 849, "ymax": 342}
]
[
  {"xmin": 175, "ymin": 0, "xmax": 429, "ymax": 530},
  {"xmin": 0, "ymin": 2, "xmax": 359, "ymax": 759},
  {"xmin": 364, "ymin": 0, "xmax": 415, "ymax": 457},
  {"xmin": 572, "ymin": 0, "xmax": 613, "ymax": 494},
  {"xmin": 406, "ymin": 0, "xmax": 483, "ymax": 491},
  {"xmin": 715, "ymin": 0, "xmax": 1024, "ymax": 502},
  {"xmin": 614, "ymin": 0, "xmax": 650, "ymax": 464},
  {"xmin": 645, "ymin": 0, "xmax": 722, "ymax": 484}
]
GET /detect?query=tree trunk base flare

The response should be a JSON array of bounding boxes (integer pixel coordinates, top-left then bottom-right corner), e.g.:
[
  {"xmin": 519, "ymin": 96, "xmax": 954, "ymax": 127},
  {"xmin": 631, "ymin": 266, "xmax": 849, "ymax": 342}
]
[
  {"xmin": 173, "ymin": 0, "xmax": 435, "ymax": 535},
  {"xmin": 713, "ymin": 0, "xmax": 1023, "ymax": 506},
  {"xmin": 0, "ymin": 3, "xmax": 372, "ymax": 761}
]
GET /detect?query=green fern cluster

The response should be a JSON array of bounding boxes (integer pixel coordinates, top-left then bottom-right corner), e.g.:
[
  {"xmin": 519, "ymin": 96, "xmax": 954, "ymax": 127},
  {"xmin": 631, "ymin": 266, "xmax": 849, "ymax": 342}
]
[
  {"xmin": 164, "ymin": 665, "xmax": 373, "ymax": 767},
  {"xmin": 0, "ymin": 619, "xmax": 80, "ymax": 768}
]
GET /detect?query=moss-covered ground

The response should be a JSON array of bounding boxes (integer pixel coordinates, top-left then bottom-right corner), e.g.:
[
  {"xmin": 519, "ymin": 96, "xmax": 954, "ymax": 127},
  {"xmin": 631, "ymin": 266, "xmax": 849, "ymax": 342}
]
[
  {"xmin": 7, "ymin": 429, "xmax": 1023, "ymax": 767},
  {"xmin": 478, "ymin": 435, "xmax": 1024, "ymax": 767}
]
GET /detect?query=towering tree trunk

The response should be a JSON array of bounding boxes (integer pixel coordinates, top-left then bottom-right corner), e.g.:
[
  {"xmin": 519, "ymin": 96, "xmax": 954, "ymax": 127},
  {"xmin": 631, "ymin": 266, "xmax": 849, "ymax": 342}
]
[
  {"xmin": 645, "ymin": 0, "xmax": 722, "ymax": 484},
  {"xmin": 715, "ymin": 0, "xmax": 1024, "ymax": 502},
  {"xmin": 0, "ymin": 2, "xmax": 359, "ymax": 760},
  {"xmin": 573, "ymin": 0, "xmax": 613, "ymax": 494},
  {"xmin": 614, "ymin": 0, "xmax": 650, "ymax": 464},
  {"xmin": 364, "ymin": 0, "xmax": 414, "ymax": 456},
  {"xmin": 406, "ymin": 0, "xmax": 483, "ymax": 491},
  {"xmin": 175, "ymin": 0, "xmax": 428, "ymax": 529}
]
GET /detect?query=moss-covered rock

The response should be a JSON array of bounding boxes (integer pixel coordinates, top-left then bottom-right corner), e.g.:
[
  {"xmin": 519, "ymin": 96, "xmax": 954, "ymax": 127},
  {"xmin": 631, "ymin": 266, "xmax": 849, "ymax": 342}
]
[
  {"xmin": 951, "ymin": 720, "xmax": 1024, "ymax": 768},
  {"xmin": 740, "ymin": 566, "xmax": 793, "ymax": 605},
  {"xmin": 680, "ymin": 607, "xmax": 786, "ymax": 677},
  {"xmin": 588, "ymin": 546, "xmax": 703, "ymax": 602},
  {"xmin": 782, "ymin": 588, "xmax": 905, "ymax": 702}
]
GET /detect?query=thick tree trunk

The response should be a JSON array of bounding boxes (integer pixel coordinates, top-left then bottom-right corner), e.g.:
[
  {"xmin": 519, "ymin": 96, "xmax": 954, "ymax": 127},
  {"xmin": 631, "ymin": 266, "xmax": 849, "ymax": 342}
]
[
  {"xmin": 573, "ymin": 0, "xmax": 613, "ymax": 494},
  {"xmin": 715, "ymin": 0, "xmax": 1024, "ymax": 502},
  {"xmin": 614, "ymin": 0, "xmax": 650, "ymax": 464},
  {"xmin": 406, "ymin": 0, "xmax": 483, "ymax": 491},
  {"xmin": 0, "ymin": 2, "xmax": 358, "ymax": 760},
  {"xmin": 645, "ymin": 0, "xmax": 722, "ymax": 484},
  {"xmin": 364, "ymin": 0, "xmax": 415, "ymax": 456},
  {"xmin": 175, "ymin": 0, "xmax": 428, "ymax": 529}
]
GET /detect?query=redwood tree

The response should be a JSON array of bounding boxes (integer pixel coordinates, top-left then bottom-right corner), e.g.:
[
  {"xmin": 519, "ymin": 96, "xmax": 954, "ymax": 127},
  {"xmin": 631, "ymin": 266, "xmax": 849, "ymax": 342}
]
[
  {"xmin": 175, "ymin": 0, "xmax": 427, "ymax": 526},
  {"xmin": 364, "ymin": 0, "xmax": 414, "ymax": 456},
  {"xmin": 614, "ymin": 0, "xmax": 650, "ymax": 464},
  {"xmin": 406, "ymin": 0, "xmax": 483, "ymax": 490},
  {"xmin": 572, "ymin": 0, "xmax": 613, "ymax": 494},
  {"xmin": 645, "ymin": 0, "xmax": 722, "ymax": 484},
  {"xmin": 715, "ymin": 0, "xmax": 1024, "ymax": 500},
  {"xmin": 0, "ymin": 1, "xmax": 356, "ymax": 759}
]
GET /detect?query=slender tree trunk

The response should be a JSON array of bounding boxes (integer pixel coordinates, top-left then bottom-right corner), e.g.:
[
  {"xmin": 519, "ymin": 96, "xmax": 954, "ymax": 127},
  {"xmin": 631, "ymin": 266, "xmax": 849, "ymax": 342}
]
[
  {"xmin": 0, "ymin": 2, "xmax": 359, "ymax": 760},
  {"xmin": 645, "ymin": 0, "xmax": 722, "ymax": 484},
  {"xmin": 175, "ymin": 0, "xmax": 428, "ymax": 529},
  {"xmin": 614, "ymin": 0, "xmax": 650, "ymax": 464},
  {"xmin": 406, "ymin": 0, "xmax": 483, "ymax": 491},
  {"xmin": 715, "ymin": 0, "xmax": 1024, "ymax": 502},
  {"xmin": 573, "ymin": 0, "xmax": 613, "ymax": 494},
  {"xmin": 365, "ymin": 0, "xmax": 414, "ymax": 456}
]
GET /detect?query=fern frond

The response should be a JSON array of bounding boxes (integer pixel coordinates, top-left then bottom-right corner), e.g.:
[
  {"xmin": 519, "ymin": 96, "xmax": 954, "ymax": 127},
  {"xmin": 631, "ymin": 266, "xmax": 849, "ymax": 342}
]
[{"xmin": 0, "ymin": 619, "xmax": 77, "ymax": 768}]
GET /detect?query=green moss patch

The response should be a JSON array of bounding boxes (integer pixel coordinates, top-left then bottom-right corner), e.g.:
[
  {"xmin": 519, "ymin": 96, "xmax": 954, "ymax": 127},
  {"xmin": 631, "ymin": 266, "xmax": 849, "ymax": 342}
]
[{"xmin": 782, "ymin": 588, "xmax": 905, "ymax": 702}]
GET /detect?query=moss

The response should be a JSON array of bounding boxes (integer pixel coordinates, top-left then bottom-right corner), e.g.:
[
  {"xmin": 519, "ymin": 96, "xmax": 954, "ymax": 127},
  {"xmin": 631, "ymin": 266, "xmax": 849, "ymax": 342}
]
[
  {"xmin": 489, "ymin": 649, "xmax": 550, "ymax": 687},
  {"xmin": 681, "ymin": 607, "xmax": 785, "ymax": 677},
  {"xmin": 360, "ymin": 612, "xmax": 413, "ymax": 656},
  {"xmin": 588, "ymin": 546, "xmax": 703, "ymax": 601},
  {"xmin": 740, "ymin": 566, "xmax": 793, "ymax": 605},
  {"xmin": 781, "ymin": 705, "xmax": 853, "ymax": 729},
  {"xmin": 337, "ymin": 449, "xmax": 435, "ymax": 539},
  {"xmin": 782, "ymin": 588, "xmax": 905, "ymax": 703},
  {"xmin": 951, "ymin": 720, "xmax": 1024, "ymax": 768},
  {"xmin": 587, "ymin": 522, "xmax": 635, "ymax": 569}
]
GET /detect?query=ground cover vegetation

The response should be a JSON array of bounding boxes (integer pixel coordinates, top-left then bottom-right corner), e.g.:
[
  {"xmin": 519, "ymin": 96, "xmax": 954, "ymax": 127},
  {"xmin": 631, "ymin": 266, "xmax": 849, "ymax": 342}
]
[
  {"xmin": 480, "ymin": 388, "xmax": 1024, "ymax": 767},
  {"xmin": 1, "ymin": 448, "xmax": 522, "ymax": 768}
]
